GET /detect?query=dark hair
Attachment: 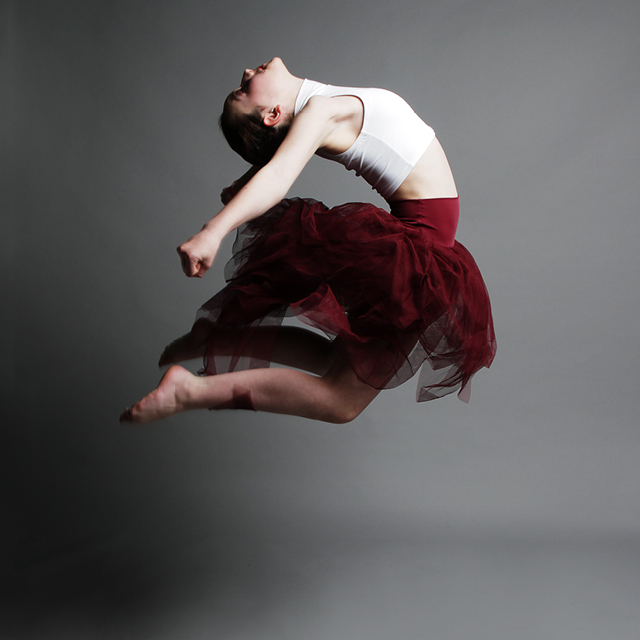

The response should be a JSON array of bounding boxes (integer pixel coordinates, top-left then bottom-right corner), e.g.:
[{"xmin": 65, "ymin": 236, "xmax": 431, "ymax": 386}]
[{"xmin": 219, "ymin": 94, "xmax": 291, "ymax": 167}]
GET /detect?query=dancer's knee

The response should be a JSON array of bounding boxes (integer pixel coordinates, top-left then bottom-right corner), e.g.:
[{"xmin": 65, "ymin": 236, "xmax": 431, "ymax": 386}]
[
  {"xmin": 325, "ymin": 402, "xmax": 366, "ymax": 424},
  {"xmin": 320, "ymin": 360, "xmax": 379, "ymax": 423},
  {"xmin": 321, "ymin": 382, "xmax": 377, "ymax": 423}
]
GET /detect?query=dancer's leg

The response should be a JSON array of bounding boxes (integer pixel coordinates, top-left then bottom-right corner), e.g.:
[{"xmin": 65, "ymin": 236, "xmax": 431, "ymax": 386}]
[
  {"xmin": 120, "ymin": 355, "xmax": 380, "ymax": 425},
  {"xmin": 159, "ymin": 326, "xmax": 337, "ymax": 376}
]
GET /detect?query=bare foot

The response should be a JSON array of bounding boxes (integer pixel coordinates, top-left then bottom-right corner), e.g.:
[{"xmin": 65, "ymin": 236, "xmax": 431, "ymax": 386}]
[
  {"xmin": 158, "ymin": 333, "xmax": 206, "ymax": 367},
  {"xmin": 120, "ymin": 365, "xmax": 196, "ymax": 424}
]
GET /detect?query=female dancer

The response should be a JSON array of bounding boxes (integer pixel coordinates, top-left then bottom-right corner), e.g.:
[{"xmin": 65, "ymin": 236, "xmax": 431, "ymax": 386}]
[{"xmin": 120, "ymin": 57, "xmax": 495, "ymax": 424}]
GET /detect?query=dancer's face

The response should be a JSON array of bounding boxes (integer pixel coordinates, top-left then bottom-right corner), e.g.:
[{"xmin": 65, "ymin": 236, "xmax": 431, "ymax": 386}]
[{"xmin": 227, "ymin": 57, "xmax": 289, "ymax": 119}]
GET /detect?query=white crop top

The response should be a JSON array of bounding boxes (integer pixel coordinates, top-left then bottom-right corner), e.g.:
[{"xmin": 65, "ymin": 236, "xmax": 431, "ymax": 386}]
[{"xmin": 294, "ymin": 79, "xmax": 435, "ymax": 199}]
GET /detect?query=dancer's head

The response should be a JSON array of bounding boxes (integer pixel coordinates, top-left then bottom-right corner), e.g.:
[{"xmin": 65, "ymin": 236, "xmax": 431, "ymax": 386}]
[{"xmin": 220, "ymin": 57, "xmax": 294, "ymax": 166}]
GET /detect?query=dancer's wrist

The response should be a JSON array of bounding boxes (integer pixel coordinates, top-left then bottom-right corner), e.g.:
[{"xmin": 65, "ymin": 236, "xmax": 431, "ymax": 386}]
[{"xmin": 200, "ymin": 220, "xmax": 226, "ymax": 243}]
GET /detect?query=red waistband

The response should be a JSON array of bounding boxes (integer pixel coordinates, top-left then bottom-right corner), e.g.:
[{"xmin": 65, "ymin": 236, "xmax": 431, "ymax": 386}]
[{"xmin": 389, "ymin": 197, "xmax": 459, "ymax": 247}]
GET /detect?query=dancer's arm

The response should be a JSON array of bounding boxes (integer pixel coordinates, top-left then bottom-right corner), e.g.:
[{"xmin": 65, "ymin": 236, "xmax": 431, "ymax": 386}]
[
  {"xmin": 178, "ymin": 98, "xmax": 335, "ymax": 278},
  {"xmin": 220, "ymin": 166, "xmax": 259, "ymax": 204}
]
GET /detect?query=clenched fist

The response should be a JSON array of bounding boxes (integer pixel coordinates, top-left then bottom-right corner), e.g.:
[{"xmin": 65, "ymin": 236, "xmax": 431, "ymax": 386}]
[{"xmin": 176, "ymin": 230, "xmax": 221, "ymax": 278}]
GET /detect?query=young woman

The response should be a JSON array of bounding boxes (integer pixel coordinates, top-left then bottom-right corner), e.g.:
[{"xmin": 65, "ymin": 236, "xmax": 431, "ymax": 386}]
[{"xmin": 120, "ymin": 57, "xmax": 496, "ymax": 425}]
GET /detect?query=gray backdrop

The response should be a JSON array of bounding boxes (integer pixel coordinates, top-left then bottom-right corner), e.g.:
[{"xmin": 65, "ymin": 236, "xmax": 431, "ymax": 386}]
[{"xmin": 3, "ymin": 0, "xmax": 640, "ymax": 638}]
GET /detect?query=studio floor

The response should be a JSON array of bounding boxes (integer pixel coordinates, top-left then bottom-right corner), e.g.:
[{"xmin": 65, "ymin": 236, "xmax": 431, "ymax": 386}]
[{"xmin": 4, "ymin": 522, "xmax": 640, "ymax": 640}]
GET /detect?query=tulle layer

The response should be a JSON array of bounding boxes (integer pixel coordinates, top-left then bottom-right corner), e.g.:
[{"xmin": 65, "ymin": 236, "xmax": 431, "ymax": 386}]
[{"xmin": 193, "ymin": 197, "xmax": 496, "ymax": 401}]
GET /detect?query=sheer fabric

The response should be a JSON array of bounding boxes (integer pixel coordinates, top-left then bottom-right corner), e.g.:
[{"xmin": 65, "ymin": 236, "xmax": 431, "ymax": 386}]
[{"xmin": 193, "ymin": 197, "xmax": 496, "ymax": 402}]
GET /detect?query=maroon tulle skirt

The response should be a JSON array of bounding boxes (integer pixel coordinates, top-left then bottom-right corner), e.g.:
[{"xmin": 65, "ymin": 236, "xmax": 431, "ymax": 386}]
[{"xmin": 192, "ymin": 197, "xmax": 496, "ymax": 402}]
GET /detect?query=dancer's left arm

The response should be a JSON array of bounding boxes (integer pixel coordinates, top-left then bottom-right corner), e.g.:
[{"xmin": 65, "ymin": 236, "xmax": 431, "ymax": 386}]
[{"xmin": 178, "ymin": 98, "xmax": 335, "ymax": 278}]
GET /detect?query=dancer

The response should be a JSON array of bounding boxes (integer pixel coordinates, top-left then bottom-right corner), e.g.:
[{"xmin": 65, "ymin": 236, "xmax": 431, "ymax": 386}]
[{"xmin": 120, "ymin": 57, "xmax": 495, "ymax": 425}]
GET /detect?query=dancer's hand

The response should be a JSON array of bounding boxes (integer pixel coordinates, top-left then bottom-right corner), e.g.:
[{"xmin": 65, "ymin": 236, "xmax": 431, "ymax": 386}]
[{"xmin": 177, "ymin": 230, "xmax": 221, "ymax": 278}]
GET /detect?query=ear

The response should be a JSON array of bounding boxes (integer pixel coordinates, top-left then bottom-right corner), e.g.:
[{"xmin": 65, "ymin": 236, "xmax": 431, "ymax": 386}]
[{"xmin": 262, "ymin": 105, "xmax": 282, "ymax": 128}]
